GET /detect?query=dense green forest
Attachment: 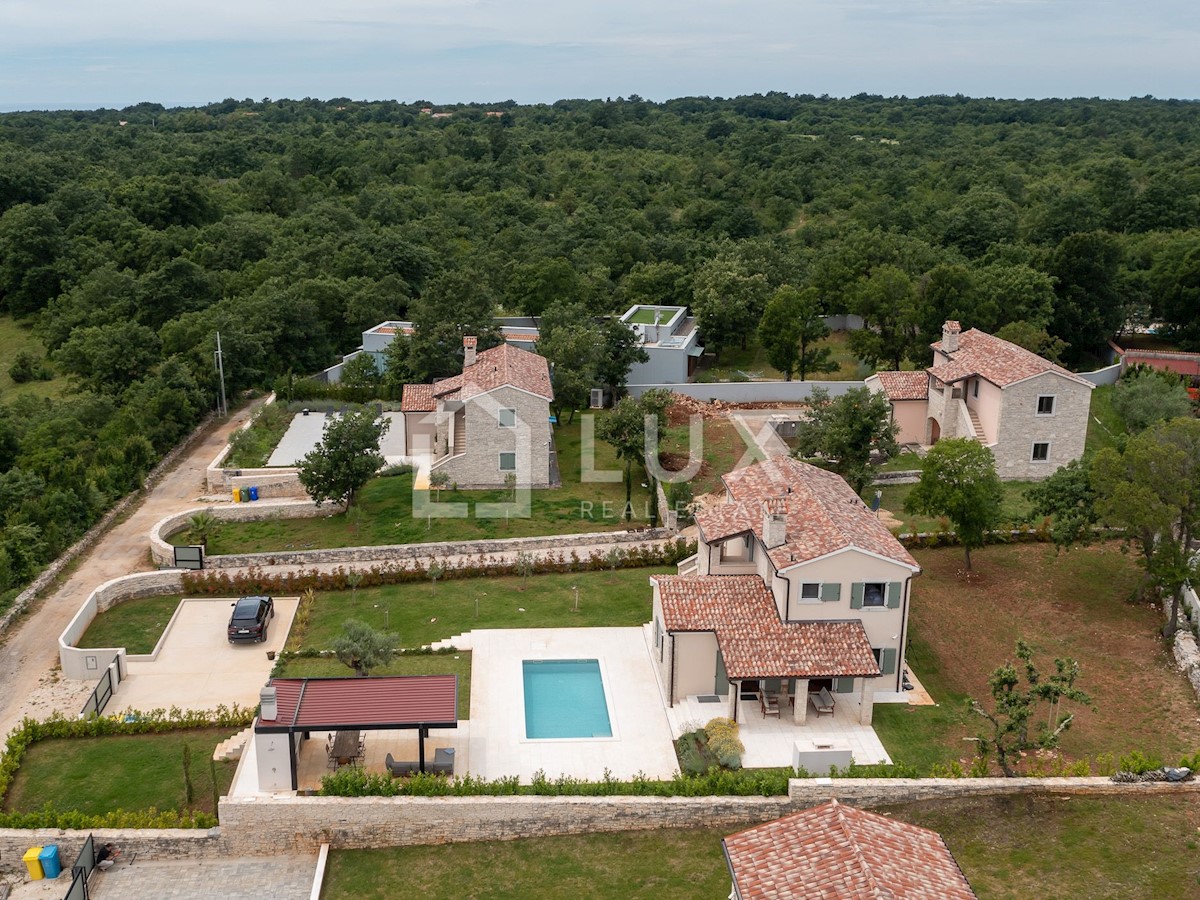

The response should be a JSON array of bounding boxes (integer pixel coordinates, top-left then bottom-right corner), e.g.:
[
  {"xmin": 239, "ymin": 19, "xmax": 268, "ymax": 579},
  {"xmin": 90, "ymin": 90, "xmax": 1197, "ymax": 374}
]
[{"xmin": 2, "ymin": 92, "xmax": 1200, "ymax": 604}]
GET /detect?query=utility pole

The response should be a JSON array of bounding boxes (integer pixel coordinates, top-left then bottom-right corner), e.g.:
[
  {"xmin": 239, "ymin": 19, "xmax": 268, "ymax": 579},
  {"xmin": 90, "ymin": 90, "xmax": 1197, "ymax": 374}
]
[{"xmin": 214, "ymin": 331, "xmax": 228, "ymax": 417}]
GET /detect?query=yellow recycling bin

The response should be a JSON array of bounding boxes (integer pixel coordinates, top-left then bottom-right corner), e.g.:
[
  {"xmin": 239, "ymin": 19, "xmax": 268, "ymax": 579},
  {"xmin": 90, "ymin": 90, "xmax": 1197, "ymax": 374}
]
[
  {"xmin": 232, "ymin": 487, "xmax": 241, "ymax": 502},
  {"xmin": 22, "ymin": 846, "xmax": 44, "ymax": 880}
]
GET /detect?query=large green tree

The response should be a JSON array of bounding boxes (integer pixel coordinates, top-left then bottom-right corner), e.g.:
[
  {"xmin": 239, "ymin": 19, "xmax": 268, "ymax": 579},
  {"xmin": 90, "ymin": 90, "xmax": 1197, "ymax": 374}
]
[
  {"xmin": 298, "ymin": 408, "xmax": 388, "ymax": 509},
  {"xmin": 905, "ymin": 438, "xmax": 1003, "ymax": 570},
  {"xmin": 758, "ymin": 286, "xmax": 837, "ymax": 381},
  {"xmin": 596, "ymin": 390, "xmax": 672, "ymax": 519},
  {"xmin": 793, "ymin": 387, "xmax": 898, "ymax": 494}
]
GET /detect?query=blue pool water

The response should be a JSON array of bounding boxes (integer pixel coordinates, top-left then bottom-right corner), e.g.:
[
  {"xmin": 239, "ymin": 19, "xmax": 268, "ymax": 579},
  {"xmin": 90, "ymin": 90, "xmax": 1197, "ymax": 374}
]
[{"xmin": 523, "ymin": 659, "xmax": 613, "ymax": 739}]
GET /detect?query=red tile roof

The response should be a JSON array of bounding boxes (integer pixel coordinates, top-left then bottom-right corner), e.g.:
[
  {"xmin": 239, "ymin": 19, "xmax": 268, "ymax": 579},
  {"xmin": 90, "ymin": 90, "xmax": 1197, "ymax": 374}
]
[
  {"xmin": 401, "ymin": 383, "xmax": 436, "ymax": 412},
  {"xmin": 870, "ymin": 371, "xmax": 928, "ymax": 401},
  {"xmin": 257, "ymin": 676, "xmax": 458, "ymax": 730},
  {"xmin": 699, "ymin": 458, "xmax": 918, "ymax": 572},
  {"xmin": 431, "ymin": 343, "xmax": 553, "ymax": 401},
  {"xmin": 929, "ymin": 328, "xmax": 1092, "ymax": 388},
  {"xmin": 654, "ymin": 575, "xmax": 879, "ymax": 679},
  {"xmin": 723, "ymin": 800, "xmax": 977, "ymax": 899}
]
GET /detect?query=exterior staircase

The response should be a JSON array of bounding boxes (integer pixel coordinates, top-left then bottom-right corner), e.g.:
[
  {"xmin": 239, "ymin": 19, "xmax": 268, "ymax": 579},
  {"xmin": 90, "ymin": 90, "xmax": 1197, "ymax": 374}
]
[
  {"xmin": 967, "ymin": 407, "xmax": 987, "ymax": 444},
  {"xmin": 430, "ymin": 632, "xmax": 472, "ymax": 651},
  {"xmin": 212, "ymin": 726, "xmax": 254, "ymax": 762}
]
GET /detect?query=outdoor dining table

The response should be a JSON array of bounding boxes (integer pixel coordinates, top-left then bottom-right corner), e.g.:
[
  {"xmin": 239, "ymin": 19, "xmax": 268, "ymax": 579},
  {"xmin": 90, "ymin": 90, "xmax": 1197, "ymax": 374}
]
[{"xmin": 330, "ymin": 729, "xmax": 362, "ymax": 766}]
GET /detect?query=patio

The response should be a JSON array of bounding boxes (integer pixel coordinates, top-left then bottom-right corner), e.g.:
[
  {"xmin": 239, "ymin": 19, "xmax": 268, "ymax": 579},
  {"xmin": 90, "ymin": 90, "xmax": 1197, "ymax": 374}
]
[{"xmin": 293, "ymin": 725, "xmax": 466, "ymax": 791}]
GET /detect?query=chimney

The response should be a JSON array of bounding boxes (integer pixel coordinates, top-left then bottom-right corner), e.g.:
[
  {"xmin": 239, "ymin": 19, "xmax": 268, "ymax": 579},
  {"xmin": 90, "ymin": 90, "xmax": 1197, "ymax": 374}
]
[
  {"xmin": 762, "ymin": 498, "xmax": 787, "ymax": 550},
  {"xmin": 942, "ymin": 320, "xmax": 961, "ymax": 353},
  {"xmin": 260, "ymin": 685, "xmax": 278, "ymax": 721},
  {"xmin": 463, "ymin": 335, "xmax": 478, "ymax": 369}
]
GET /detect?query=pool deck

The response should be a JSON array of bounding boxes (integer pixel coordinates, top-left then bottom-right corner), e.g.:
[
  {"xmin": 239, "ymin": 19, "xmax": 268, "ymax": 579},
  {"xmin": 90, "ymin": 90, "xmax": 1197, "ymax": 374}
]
[{"xmin": 466, "ymin": 627, "xmax": 680, "ymax": 782}]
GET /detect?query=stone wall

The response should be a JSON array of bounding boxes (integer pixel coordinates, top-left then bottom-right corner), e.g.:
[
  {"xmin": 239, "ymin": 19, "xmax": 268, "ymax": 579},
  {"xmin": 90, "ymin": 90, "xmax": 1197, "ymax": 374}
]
[
  {"xmin": 0, "ymin": 829, "xmax": 222, "ymax": 874},
  {"xmin": 149, "ymin": 501, "xmax": 344, "ymax": 567},
  {"xmin": 992, "ymin": 372, "xmax": 1092, "ymax": 481},
  {"xmin": 627, "ymin": 380, "xmax": 865, "ymax": 403}
]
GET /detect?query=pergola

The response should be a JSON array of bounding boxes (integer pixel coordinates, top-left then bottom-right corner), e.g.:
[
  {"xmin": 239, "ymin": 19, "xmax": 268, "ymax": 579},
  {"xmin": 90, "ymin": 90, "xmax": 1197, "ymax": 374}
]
[{"xmin": 255, "ymin": 674, "xmax": 458, "ymax": 791}]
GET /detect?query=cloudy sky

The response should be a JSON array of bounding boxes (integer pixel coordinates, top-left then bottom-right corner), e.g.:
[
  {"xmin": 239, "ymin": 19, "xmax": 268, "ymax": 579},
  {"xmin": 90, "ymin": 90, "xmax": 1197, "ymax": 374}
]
[{"xmin": 1, "ymin": 0, "xmax": 1196, "ymax": 110}]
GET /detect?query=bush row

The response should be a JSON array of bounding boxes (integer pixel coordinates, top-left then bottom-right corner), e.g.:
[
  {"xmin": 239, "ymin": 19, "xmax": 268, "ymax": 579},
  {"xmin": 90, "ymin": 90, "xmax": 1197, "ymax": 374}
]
[
  {"xmin": 183, "ymin": 541, "xmax": 697, "ymax": 595},
  {"xmin": 896, "ymin": 523, "xmax": 1124, "ymax": 549}
]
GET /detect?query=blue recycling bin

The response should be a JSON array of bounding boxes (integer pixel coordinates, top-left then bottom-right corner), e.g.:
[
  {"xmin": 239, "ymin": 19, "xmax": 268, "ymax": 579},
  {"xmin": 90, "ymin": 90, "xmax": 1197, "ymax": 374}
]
[
  {"xmin": 38, "ymin": 845, "xmax": 61, "ymax": 878},
  {"xmin": 249, "ymin": 486, "xmax": 259, "ymax": 501}
]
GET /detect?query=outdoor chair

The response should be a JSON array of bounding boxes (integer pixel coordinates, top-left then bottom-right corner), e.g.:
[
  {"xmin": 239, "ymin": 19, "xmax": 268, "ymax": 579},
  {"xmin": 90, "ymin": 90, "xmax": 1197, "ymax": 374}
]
[
  {"xmin": 385, "ymin": 753, "xmax": 420, "ymax": 777},
  {"xmin": 759, "ymin": 691, "xmax": 780, "ymax": 717},
  {"xmin": 430, "ymin": 747, "xmax": 456, "ymax": 775}
]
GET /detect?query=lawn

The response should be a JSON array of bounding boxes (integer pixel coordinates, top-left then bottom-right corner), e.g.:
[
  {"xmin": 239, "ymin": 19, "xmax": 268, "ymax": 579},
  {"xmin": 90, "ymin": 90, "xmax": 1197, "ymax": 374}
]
[
  {"xmin": 320, "ymin": 827, "xmax": 735, "ymax": 899},
  {"xmin": 2, "ymin": 729, "xmax": 238, "ymax": 818},
  {"xmin": 77, "ymin": 595, "xmax": 182, "ymax": 655},
  {"xmin": 626, "ymin": 307, "xmax": 674, "ymax": 325},
  {"xmin": 870, "ymin": 480, "xmax": 1038, "ymax": 534},
  {"xmin": 694, "ymin": 330, "xmax": 867, "ymax": 382},
  {"xmin": 1086, "ymin": 383, "xmax": 1128, "ymax": 455},
  {"xmin": 884, "ymin": 794, "xmax": 1200, "ymax": 899},
  {"xmin": 195, "ymin": 418, "xmax": 654, "ymax": 553},
  {"xmin": 875, "ymin": 450, "xmax": 924, "ymax": 473},
  {"xmin": 0, "ymin": 315, "xmax": 69, "ymax": 401},
  {"xmin": 290, "ymin": 568, "xmax": 670, "ymax": 651},
  {"xmin": 320, "ymin": 796, "xmax": 1200, "ymax": 899},
  {"xmin": 277, "ymin": 653, "xmax": 473, "ymax": 719},
  {"xmin": 875, "ymin": 542, "xmax": 1200, "ymax": 773}
]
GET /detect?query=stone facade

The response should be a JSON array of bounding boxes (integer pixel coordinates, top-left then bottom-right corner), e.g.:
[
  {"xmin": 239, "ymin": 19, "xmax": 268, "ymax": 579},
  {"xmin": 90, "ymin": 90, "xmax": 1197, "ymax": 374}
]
[
  {"xmin": 989, "ymin": 371, "xmax": 1092, "ymax": 480},
  {"xmin": 432, "ymin": 385, "xmax": 553, "ymax": 489}
]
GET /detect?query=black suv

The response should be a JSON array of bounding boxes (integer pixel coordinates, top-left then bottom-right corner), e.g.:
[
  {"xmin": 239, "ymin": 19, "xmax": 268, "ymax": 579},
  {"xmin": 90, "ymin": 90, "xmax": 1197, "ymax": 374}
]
[{"xmin": 227, "ymin": 595, "xmax": 274, "ymax": 643}]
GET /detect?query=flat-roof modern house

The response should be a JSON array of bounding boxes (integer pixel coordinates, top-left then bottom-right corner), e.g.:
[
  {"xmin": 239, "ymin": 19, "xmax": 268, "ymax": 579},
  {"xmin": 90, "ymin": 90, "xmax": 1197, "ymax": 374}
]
[
  {"xmin": 401, "ymin": 337, "xmax": 555, "ymax": 488},
  {"xmin": 867, "ymin": 321, "xmax": 1094, "ymax": 479},
  {"xmin": 723, "ymin": 800, "xmax": 976, "ymax": 899},
  {"xmin": 649, "ymin": 456, "xmax": 920, "ymax": 733}
]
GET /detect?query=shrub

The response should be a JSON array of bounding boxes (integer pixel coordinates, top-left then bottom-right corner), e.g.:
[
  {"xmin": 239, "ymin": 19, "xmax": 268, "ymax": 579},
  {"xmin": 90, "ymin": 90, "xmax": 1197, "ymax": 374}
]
[
  {"xmin": 8, "ymin": 350, "xmax": 52, "ymax": 383},
  {"xmin": 1118, "ymin": 750, "xmax": 1163, "ymax": 774},
  {"xmin": 704, "ymin": 717, "xmax": 744, "ymax": 769}
]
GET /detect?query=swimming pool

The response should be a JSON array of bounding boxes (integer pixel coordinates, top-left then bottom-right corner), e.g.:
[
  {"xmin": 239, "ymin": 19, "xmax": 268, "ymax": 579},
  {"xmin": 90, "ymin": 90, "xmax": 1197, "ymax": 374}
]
[{"xmin": 523, "ymin": 659, "xmax": 613, "ymax": 739}]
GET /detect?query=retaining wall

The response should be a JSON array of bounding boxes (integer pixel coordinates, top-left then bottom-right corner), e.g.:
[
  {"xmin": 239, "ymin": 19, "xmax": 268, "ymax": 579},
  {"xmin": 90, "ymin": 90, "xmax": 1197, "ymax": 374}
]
[
  {"xmin": 0, "ymin": 829, "xmax": 222, "ymax": 874},
  {"xmin": 149, "ymin": 501, "xmax": 344, "ymax": 567}
]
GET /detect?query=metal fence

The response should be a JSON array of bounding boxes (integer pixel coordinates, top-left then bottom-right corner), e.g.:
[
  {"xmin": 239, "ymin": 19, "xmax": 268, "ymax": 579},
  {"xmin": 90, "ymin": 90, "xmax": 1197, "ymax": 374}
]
[
  {"xmin": 65, "ymin": 833, "xmax": 95, "ymax": 900},
  {"xmin": 80, "ymin": 656, "xmax": 122, "ymax": 718},
  {"xmin": 63, "ymin": 867, "xmax": 88, "ymax": 900}
]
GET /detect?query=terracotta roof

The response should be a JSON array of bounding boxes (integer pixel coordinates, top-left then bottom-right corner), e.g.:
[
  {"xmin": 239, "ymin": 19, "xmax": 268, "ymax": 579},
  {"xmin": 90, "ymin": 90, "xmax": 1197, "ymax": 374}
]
[
  {"xmin": 401, "ymin": 383, "xmax": 436, "ymax": 412},
  {"xmin": 723, "ymin": 800, "xmax": 977, "ymax": 899},
  {"xmin": 654, "ymin": 575, "xmax": 879, "ymax": 679},
  {"xmin": 257, "ymin": 676, "xmax": 458, "ymax": 731},
  {"xmin": 870, "ymin": 371, "xmax": 928, "ymax": 401},
  {"xmin": 430, "ymin": 343, "xmax": 553, "ymax": 401},
  {"xmin": 702, "ymin": 458, "xmax": 918, "ymax": 572},
  {"xmin": 929, "ymin": 328, "xmax": 1092, "ymax": 388}
]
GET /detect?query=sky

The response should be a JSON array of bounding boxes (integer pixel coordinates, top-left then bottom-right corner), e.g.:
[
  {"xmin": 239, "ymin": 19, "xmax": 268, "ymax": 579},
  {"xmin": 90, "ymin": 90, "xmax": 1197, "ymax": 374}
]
[{"xmin": 1, "ymin": 0, "xmax": 1197, "ymax": 111}]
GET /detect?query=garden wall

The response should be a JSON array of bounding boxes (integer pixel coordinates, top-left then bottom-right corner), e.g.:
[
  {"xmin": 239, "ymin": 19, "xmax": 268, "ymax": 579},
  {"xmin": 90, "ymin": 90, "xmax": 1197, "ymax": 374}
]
[
  {"xmin": 626, "ymin": 380, "xmax": 865, "ymax": 403},
  {"xmin": 0, "ymin": 828, "xmax": 222, "ymax": 873},
  {"xmin": 58, "ymin": 571, "xmax": 186, "ymax": 680},
  {"xmin": 149, "ymin": 501, "xmax": 344, "ymax": 567}
]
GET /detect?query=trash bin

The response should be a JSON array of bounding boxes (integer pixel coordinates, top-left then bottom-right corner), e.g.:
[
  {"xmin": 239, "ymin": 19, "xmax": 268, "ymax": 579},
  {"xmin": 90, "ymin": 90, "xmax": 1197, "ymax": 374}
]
[
  {"xmin": 22, "ymin": 846, "xmax": 43, "ymax": 880},
  {"xmin": 38, "ymin": 845, "xmax": 61, "ymax": 878},
  {"xmin": 249, "ymin": 486, "xmax": 259, "ymax": 501},
  {"xmin": 239, "ymin": 487, "xmax": 250, "ymax": 502},
  {"xmin": 232, "ymin": 487, "xmax": 241, "ymax": 503}
]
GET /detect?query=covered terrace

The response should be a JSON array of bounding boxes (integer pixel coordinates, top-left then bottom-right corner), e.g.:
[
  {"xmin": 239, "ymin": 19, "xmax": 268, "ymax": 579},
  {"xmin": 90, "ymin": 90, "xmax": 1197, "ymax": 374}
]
[{"xmin": 253, "ymin": 675, "xmax": 458, "ymax": 792}]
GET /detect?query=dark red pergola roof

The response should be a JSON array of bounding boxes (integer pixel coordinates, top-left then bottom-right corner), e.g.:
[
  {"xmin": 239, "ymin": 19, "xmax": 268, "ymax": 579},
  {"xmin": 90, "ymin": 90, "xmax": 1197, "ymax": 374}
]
[{"xmin": 256, "ymin": 675, "xmax": 458, "ymax": 732}]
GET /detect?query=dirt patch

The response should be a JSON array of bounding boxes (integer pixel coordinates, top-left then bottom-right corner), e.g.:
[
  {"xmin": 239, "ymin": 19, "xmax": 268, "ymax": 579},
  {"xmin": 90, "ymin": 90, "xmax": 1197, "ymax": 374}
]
[{"xmin": 910, "ymin": 541, "xmax": 1200, "ymax": 765}]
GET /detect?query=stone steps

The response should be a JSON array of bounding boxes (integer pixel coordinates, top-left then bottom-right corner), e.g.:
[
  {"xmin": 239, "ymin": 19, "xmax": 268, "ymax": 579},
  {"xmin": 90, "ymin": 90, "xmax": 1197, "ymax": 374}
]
[
  {"xmin": 967, "ymin": 407, "xmax": 986, "ymax": 444},
  {"xmin": 213, "ymin": 726, "xmax": 255, "ymax": 762},
  {"xmin": 429, "ymin": 632, "xmax": 472, "ymax": 651}
]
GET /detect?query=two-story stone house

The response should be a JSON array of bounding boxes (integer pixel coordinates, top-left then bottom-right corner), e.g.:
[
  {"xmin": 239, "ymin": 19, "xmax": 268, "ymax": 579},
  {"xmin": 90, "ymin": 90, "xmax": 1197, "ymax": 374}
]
[
  {"xmin": 866, "ymin": 321, "xmax": 1094, "ymax": 479},
  {"xmin": 400, "ymin": 337, "xmax": 554, "ymax": 488},
  {"xmin": 649, "ymin": 456, "xmax": 920, "ymax": 727}
]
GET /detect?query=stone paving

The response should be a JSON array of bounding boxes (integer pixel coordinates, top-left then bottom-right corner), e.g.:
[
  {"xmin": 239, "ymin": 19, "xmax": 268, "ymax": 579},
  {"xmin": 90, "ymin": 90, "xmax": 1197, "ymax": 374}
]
[{"xmin": 87, "ymin": 855, "xmax": 317, "ymax": 899}]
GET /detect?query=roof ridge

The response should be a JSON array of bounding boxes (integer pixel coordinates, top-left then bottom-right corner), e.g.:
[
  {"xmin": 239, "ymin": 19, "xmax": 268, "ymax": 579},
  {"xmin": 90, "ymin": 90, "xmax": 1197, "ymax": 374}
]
[{"xmin": 830, "ymin": 802, "xmax": 891, "ymax": 899}]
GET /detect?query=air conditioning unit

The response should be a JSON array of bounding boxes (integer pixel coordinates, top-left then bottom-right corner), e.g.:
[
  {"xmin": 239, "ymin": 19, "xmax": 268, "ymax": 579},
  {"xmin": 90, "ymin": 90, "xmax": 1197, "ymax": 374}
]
[{"xmin": 589, "ymin": 389, "xmax": 605, "ymax": 409}]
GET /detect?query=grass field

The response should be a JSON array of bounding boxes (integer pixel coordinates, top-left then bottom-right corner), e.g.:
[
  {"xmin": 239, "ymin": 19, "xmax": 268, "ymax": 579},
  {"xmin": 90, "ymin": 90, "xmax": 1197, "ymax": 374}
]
[
  {"xmin": 195, "ymin": 419, "xmax": 654, "ymax": 553},
  {"xmin": 870, "ymin": 480, "xmax": 1038, "ymax": 534},
  {"xmin": 2, "ymin": 729, "xmax": 238, "ymax": 818},
  {"xmin": 321, "ymin": 795, "xmax": 1200, "ymax": 899},
  {"xmin": 0, "ymin": 315, "xmax": 68, "ymax": 401},
  {"xmin": 696, "ymin": 331, "xmax": 867, "ymax": 382},
  {"xmin": 1086, "ymin": 383, "xmax": 1128, "ymax": 455},
  {"xmin": 277, "ymin": 653, "xmax": 473, "ymax": 718},
  {"xmin": 874, "ymin": 542, "xmax": 1200, "ymax": 773},
  {"xmin": 77, "ymin": 595, "xmax": 182, "ymax": 655}
]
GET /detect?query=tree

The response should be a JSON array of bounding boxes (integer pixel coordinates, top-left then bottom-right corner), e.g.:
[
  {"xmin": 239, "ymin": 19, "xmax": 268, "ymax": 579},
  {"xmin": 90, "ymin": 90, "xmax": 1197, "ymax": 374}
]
[
  {"xmin": 905, "ymin": 438, "xmax": 1003, "ymax": 570},
  {"xmin": 993, "ymin": 321, "xmax": 1067, "ymax": 364},
  {"xmin": 848, "ymin": 265, "xmax": 921, "ymax": 370},
  {"xmin": 1027, "ymin": 457, "xmax": 1098, "ymax": 548},
  {"xmin": 691, "ymin": 257, "xmax": 771, "ymax": 360},
  {"xmin": 595, "ymin": 316, "xmax": 649, "ymax": 399},
  {"xmin": 339, "ymin": 353, "xmax": 383, "ymax": 397},
  {"xmin": 758, "ymin": 286, "xmax": 837, "ymax": 381},
  {"xmin": 429, "ymin": 470, "xmax": 450, "ymax": 500},
  {"xmin": 536, "ymin": 310, "xmax": 601, "ymax": 423},
  {"xmin": 1111, "ymin": 369, "xmax": 1193, "ymax": 433},
  {"xmin": 969, "ymin": 640, "xmax": 1091, "ymax": 777},
  {"xmin": 793, "ymin": 387, "xmax": 898, "ymax": 494},
  {"xmin": 187, "ymin": 509, "xmax": 219, "ymax": 550},
  {"xmin": 330, "ymin": 619, "xmax": 398, "ymax": 677},
  {"xmin": 596, "ymin": 390, "xmax": 672, "ymax": 519},
  {"xmin": 298, "ymin": 408, "xmax": 388, "ymax": 508}
]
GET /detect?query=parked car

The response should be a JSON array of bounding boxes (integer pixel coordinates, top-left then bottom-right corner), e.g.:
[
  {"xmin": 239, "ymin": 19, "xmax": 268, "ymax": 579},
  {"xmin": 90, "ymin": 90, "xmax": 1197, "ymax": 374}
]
[{"xmin": 228, "ymin": 595, "xmax": 274, "ymax": 643}]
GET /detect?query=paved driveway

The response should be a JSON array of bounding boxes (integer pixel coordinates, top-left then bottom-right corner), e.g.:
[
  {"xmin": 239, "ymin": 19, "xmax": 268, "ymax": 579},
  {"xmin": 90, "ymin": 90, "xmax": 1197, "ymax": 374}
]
[
  {"xmin": 115, "ymin": 598, "xmax": 298, "ymax": 715},
  {"xmin": 88, "ymin": 855, "xmax": 318, "ymax": 899}
]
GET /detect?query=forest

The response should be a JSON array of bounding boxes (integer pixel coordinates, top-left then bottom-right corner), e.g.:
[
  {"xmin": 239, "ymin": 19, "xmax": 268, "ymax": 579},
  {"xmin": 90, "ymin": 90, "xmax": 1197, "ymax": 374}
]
[{"xmin": 1, "ymin": 92, "xmax": 1200, "ymax": 604}]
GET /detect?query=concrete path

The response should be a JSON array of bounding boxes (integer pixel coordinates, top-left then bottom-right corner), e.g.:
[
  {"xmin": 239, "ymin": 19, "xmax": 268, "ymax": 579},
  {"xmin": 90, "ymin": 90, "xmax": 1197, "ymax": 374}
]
[
  {"xmin": 87, "ymin": 855, "xmax": 317, "ymax": 899},
  {"xmin": 0, "ymin": 402, "xmax": 264, "ymax": 740}
]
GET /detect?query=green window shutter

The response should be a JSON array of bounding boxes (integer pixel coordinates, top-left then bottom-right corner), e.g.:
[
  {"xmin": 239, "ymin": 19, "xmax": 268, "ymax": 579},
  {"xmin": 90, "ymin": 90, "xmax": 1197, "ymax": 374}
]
[
  {"xmin": 834, "ymin": 677, "xmax": 855, "ymax": 694},
  {"xmin": 886, "ymin": 582, "xmax": 903, "ymax": 609},
  {"xmin": 850, "ymin": 583, "xmax": 864, "ymax": 610},
  {"xmin": 881, "ymin": 648, "xmax": 897, "ymax": 675},
  {"xmin": 821, "ymin": 583, "xmax": 841, "ymax": 603}
]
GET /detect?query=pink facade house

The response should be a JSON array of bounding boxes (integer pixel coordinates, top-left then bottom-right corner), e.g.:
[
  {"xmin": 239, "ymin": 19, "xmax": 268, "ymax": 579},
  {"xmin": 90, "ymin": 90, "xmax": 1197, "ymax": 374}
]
[{"xmin": 867, "ymin": 321, "xmax": 1094, "ymax": 480}]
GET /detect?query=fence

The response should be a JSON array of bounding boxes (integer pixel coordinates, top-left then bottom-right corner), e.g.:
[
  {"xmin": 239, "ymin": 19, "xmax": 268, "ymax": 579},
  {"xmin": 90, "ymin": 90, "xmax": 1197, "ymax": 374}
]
[
  {"xmin": 80, "ymin": 656, "xmax": 122, "ymax": 718},
  {"xmin": 65, "ymin": 833, "xmax": 95, "ymax": 900},
  {"xmin": 63, "ymin": 869, "xmax": 87, "ymax": 900}
]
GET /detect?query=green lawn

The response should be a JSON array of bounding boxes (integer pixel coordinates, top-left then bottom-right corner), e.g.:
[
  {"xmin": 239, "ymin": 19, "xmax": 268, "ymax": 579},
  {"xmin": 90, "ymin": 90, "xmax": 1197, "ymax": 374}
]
[
  {"xmin": 626, "ymin": 307, "xmax": 674, "ymax": 325},
  {"xmin": 875, "ymin": 450, "xmax": 924, "ymax": 473},
  {"xmin": 0, "ymin": 315, "xmax": 69, "ymax": 401},
  {"xmin": 870, "ymin": 480, "xmax": 1038, "ymax": 534},
  {"xmin": 321, "ymin": 828, "xmax": 734, "ymax": 899},
  {"xmin": 277, "ymin": 653, "xmax": 473, "ymax": 719},
  {"xmin": 695, "ymin": 330, "xmax": 867, "ymax": 382},
  {"xmin": 77, "ymin": 595, "xmax": 182, "ymax": 655},
  {"xmin": 2, "ymin": 729, "xmax": 238, "ymax": 818},
  {"xmin": 291, "ymin": 568, "xmax": 670, "ymax": 651},
  {"xmin": 321, "ymin": 795, "xmax": 1200, "ymax": 899},
  {"xmin": 195, "ymin": 418, "xmax": 654, "ymax": 553},
  {"xmin": 1086, "ymin": 384, "xmax": 1128, "ymax": 455}
]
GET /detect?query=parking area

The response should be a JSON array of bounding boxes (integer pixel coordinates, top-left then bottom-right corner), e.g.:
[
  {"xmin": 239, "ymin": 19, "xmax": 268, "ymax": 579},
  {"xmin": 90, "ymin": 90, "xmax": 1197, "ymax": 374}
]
[{"xmin": 115, "ymin": 598, "xmax": 298, "ymax": 715}]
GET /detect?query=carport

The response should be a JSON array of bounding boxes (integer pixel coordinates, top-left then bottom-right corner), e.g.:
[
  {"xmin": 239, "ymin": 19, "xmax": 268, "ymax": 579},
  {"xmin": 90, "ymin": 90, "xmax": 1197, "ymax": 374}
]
[{"xmin": 254, "ymin": 675, "xmax": 458, "ymax": 791}]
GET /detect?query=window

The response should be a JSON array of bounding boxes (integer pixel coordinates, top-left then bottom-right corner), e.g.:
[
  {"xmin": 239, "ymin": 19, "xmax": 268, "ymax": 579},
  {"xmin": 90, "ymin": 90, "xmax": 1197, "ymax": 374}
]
[
  {"xmin": 799, "ymin": 583, "xmax": 821, "ymax": 602},
  {"xmin": 861, "ymin": 582, "xmax": 886, "ymax": 608},
  {"xmin": 972, "ymin": 379, "xmax": 979, "ymax": 399},
  {"xmin": 1036, "ymin": 395, "xmax": 1055, "ymax": 416},
  {"xmin": 499, "ymin": 452, "xmax": 516, "ymax": 471},
  {"xmin": 1031, "ymin": 442, "xmax": 1050, "ymax": 462},
  {"xmin": 498, "ymin": 408, "xmax": 516, "ymax": 428},
  {"xmin": 872, "ymin": 647, "xmax": 897, "ymax": 675}
]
